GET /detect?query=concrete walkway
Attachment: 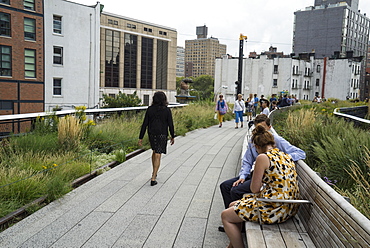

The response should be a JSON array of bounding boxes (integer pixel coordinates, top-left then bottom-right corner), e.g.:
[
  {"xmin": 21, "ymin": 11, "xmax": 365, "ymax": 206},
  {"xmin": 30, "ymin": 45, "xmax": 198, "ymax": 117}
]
[{"xmin": 0, "ymin": 120, "xmax": 247, "ymax": 248}]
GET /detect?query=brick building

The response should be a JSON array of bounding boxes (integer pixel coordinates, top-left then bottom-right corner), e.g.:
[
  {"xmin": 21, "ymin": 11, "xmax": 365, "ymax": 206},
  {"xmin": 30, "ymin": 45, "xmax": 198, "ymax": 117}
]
[{"xmin": 0, "ymin": 0, "xmax": 44, "ymax": 116}]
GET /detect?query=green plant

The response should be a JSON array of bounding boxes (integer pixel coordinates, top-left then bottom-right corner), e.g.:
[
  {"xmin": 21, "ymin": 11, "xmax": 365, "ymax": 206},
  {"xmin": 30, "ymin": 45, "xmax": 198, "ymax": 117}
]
[{"xmin": 102, "ymin": 91, "xmax": 142, "ymax": 108}]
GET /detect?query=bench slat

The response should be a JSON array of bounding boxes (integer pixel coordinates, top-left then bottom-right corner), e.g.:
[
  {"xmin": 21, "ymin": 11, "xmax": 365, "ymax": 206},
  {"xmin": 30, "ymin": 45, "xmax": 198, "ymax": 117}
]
[
  {"xmin": 299, "ymin": 233, "xmax": 317, "ymax": 248},
  {"xmin": 246, "ymin": 229, "xmax": 266, "ymax": 248},
  {"xmin": 278, "ymin": 218, "xmax": 300, "ymax": 232},
  {"xmin": 280, "ymin": 231, "xmax": 306, "ymax": 248},
  {"xmin": 262, "ymin": 230, "xmax": 287, "ymax": 248}
]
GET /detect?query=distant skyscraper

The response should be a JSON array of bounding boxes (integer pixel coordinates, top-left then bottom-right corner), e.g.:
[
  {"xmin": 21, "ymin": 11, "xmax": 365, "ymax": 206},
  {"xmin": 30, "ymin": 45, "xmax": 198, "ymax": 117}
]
[
  {"xmin": 176, "ymin": 46, "xmax": 185, "ymax": 77},
  {"xmin": 293, "ymin": 0, "xmax": 370, "ymax": 99},
  {"xmin": 185, "ymin": 25, "xmax": 227, "ymax": 78}
]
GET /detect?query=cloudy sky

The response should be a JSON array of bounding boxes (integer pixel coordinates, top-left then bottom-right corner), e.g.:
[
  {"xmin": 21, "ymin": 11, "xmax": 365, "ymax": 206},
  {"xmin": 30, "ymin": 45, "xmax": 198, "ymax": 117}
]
[{"xmin": 73, "ymin": 0, "xmax": 370, "ymax": 56}]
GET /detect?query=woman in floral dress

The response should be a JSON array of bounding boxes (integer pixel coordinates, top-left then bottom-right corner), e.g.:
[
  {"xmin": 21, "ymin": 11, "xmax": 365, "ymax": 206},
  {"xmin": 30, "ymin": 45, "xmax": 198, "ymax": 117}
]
[{"xmin": 221, "ymin": 124, "xmax": 300, "ymax": 248}]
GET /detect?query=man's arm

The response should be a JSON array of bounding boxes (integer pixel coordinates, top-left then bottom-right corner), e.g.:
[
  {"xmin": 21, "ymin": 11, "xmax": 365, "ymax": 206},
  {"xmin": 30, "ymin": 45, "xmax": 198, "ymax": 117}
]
[
  {"xmin": 273, "ymin": 133, "xmax": 306, "ymax": 161},
  {"xmin": 239, "ymin": 140, "xmax": 258, "ymax": 179}
]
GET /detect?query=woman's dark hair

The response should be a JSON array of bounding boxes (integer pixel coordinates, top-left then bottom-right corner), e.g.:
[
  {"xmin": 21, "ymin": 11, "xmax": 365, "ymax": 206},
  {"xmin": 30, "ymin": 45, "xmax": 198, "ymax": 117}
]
[
  {"xmin": 251, "ymin": 124, "xmax": 275, "ymax": 151},
  {"xmin": 152, "ymin": 91, "xmax": 168, "ymax": 107}
]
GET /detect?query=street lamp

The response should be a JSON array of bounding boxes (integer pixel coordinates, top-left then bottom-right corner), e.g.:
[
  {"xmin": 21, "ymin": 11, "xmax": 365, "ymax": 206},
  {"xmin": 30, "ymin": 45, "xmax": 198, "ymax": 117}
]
[{"xmin": 214, "ymin": 85, "xmax": 228, "ymax": 102}]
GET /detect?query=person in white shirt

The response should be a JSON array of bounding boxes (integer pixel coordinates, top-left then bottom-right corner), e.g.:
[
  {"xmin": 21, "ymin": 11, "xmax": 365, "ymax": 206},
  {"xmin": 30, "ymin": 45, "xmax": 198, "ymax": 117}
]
[
  {"xmin": 233, "ymin": 94, "xmax": 246, "ymax": 129},
  {"xmin": 261, "ymin": 99, "xmax": 270, "ymax": 116}
]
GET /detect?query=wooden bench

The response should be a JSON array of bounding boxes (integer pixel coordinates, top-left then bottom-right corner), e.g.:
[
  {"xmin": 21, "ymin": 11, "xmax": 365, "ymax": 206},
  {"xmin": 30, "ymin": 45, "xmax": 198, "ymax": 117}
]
[{"xmin": 242, "ymin": 126, "xmax": 370, "ymax": 248}]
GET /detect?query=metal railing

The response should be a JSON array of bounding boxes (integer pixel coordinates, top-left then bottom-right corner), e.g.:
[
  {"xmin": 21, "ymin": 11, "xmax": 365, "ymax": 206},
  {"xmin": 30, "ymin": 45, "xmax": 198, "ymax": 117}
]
[{"xmin": 0, "ymin": 104, "xmax": 188, "ymax": 139}]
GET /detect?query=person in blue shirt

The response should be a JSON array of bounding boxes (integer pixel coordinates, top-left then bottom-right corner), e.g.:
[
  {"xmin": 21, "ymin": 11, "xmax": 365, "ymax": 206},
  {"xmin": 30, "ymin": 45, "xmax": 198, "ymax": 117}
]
[
  {"xmin": 219, "ymin": 114, "xmax": 306, "ymax": 230},
  {"xmin": 253, "ymin": 94, "xmax": 259, "ymax": 117}
]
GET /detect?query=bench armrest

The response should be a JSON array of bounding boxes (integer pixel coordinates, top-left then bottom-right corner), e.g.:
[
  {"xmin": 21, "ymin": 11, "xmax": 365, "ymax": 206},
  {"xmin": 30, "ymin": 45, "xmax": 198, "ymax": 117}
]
[
  {"xmin": 256, "ymin": 198, "xmax": 311, "ymax": 204},
  {"xmin": 255, "ymin": 198, "xmax": 311, "ymax": 225}
]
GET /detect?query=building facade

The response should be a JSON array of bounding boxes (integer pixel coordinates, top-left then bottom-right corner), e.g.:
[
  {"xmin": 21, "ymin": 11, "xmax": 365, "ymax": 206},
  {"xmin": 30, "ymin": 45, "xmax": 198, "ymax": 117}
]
[
  {"xmin": 176, "ymin": 46, "xmax": 185, "ymax": 78},
  {"xmin": 0, "ymin": 0, "xmax": 44, "ymax": 116},
  {"xmin": 99, "ymin": 12, "xmax": 177, "ymax": 105},
  {"xmin": 185, "ymin": 25, "xmax": 227, "ymax": 78},
  {"xmin": 44, "ymin": 0, "xmax": 101, "ymax": 111},
  {"xmin": 215, "ymin": 52, "xmax": 362, "ymax": 103},
  {"xmin": 293, "ymin": 0, "xmax": 370, "ymax": 100}
]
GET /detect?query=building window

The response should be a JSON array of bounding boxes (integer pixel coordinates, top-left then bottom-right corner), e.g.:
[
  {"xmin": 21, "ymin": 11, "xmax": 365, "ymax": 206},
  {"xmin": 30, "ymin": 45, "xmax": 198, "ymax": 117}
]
[
  {"xmin": 113, "ymin": 20, "xmax": 118, "ymax": 25},
  {"xmin": 316, "ymin": 78, "xmax": 320, "ymax": 86},
  {"xmin": 105, "ymin": 29, "xmax": 120, "ymax": 87},
  {"xmin": 0, "ymin": 0, "xmax": 10, "ymax": 5},
  {"xmin": 0, "ymin": 101, "xmax": 12, "ymax": 110},
  {"xmin": 273, "ymin": 79, "xmax": 277, "ymax": 87},
  {"xmin": 156, "ymin": 40, "xmax": 168, "ymax": 89},
  {"xmin": 53, "ymin": 78, "xmax": 62, "ymax": 95},
  {"xmin": 0, "ymin": 45, "xmax": 11, "ymax": 76},
  {"xmin": 24, "ymin": 0, "xmax": 35, "ymax": 10},
  {"xmin": 273, "ymin": 65, "xmax": 278, "ymax": 74},
  {"xmin": 316, "ymin": 65, "xmax": 320, "ymax": 73},
  {"xmin": 141, "ymin": 37, "xmax": 153, "ymax": 89},
  {"xmin": 124, "ymin": 33, "xmax": 137, "ymax": 88},
  {"xmin": 24, "ymin": 49, "xmax": 36, "ymax": 78},
  {"xmin": 0, "ymin": 12, "xmax": 10, "ymax": 37},
  {"xmin": 53, "ymin": 15, "xmax": 62, "ymax": 34},
  {"xmin": 144, "ymin": 27, "xmax": 152, "ymax": 32},
  {"xmin": 143, "ymin": 94, "xmax": 149, "ymax": 106},
  {"xmin": 53, "ymin": 46, "xmax": 63, "ymax": 65},
  {"xmin": 127, "ymin": 23, "xmax": 136, "ymax": 29},
  {"xmin": 24, "ymin": 18, "xmax": 36, "ymax": 41},
  {"xmin": 108, "ymin": 19, "xmax": 113, "ymax": 24}
]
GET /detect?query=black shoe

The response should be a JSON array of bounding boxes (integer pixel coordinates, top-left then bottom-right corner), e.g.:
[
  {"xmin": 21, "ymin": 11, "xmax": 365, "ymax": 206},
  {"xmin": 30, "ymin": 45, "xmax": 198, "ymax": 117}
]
[
  {"xmin": 218, "ymin": 224, "xmax": 245, "ymax": 233},
  {"xmin": 150, "ymin": 180, "xmax": 157, "ymax": 186}
]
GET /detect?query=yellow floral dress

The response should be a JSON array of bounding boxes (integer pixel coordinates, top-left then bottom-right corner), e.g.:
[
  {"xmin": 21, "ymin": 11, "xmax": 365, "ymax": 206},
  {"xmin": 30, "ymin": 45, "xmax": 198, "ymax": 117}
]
[{"xmin": 233, "ymin": 148, "xmax": 299, "ymax": 224}]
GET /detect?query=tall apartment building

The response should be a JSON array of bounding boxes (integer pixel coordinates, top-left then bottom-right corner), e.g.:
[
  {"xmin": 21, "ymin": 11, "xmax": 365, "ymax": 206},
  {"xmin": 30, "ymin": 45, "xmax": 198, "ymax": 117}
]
[
  {"xmin": 176, "ymin": 46, "xmax": 185, "ymax": 78},
  {"xmin": 185, "ymin": 25, "xmax": 227, "ymax": 78},
  {"xmin": 293, "ymin": 0, "xmax": 370, "ymax": 100},
  {"xmin": 44, "ymin": 0, "xmax": 101, "ymax": 111},
  {"xmin": 99, "ymin": 12, "xmax": 178, "ymax": 105},
  {"xmin": 0, "ymin": 0, "xmax": 44, "ymax": 117}
]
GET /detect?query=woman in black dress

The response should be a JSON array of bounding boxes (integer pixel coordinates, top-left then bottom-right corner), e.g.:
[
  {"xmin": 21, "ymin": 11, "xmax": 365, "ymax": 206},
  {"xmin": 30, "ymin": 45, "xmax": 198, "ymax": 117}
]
[{"xmin": 138, "ymin": 91, "xmax": 175, "ymax": 186}]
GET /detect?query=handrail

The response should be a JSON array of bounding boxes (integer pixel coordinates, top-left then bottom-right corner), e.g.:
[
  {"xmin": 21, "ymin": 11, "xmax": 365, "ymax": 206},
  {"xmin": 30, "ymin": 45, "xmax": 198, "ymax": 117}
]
[
  {"xmin": 0, "ymin": 104, "xmax": 188, "ymax": 121},
  {"xmin": 333, "ymin": 107, "xmax": 370, "ymax": 124}
]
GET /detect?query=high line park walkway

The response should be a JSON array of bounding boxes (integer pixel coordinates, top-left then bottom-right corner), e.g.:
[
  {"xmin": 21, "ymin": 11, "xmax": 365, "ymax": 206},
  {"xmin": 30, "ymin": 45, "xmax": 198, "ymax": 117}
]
[{"xmin": 0, "ymin": 120, "xmax": 246, "ymax": 248}]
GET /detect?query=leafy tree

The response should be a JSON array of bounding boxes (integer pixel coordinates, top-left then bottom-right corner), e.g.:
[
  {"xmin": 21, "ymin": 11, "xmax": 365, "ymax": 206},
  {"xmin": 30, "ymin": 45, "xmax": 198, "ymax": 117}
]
[
  {"xmin": 102, "ymin": 91, "xmax": 142, "ymax": 108},
  {"xmin": 176, "ymin": 75, "xmax": 214, "ymax": 101}
]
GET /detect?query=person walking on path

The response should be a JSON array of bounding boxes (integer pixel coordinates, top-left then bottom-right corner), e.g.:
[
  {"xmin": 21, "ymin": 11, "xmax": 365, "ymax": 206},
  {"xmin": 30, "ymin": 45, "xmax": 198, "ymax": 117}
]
[
  {"xmin": 233, "ymin": 94, "xmax": 245, "ymax": 129},
  {"xmin": 215, "ymin": 94, "xmax": 228, "ymax": 128},
  {"xmin": 221, "ymin": 124, "xmax": 300, "ymax": 248},
  {"xmin": 245, "ymin": 93, "xmax": 254, "ymax": 122},
  {"xmin": 252, "ymin": 94, "xmax": 259, "ymax": 117},
  {"xmin": 138, "ymin": 91, "xmax": 175, "ymax": 186},
  {"xmin": 219, "ymin": 114, "xmax": 305, "ymax": 213}
]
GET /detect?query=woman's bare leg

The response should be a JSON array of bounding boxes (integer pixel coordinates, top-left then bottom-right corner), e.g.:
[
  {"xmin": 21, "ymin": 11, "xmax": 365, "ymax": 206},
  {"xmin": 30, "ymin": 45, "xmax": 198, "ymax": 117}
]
[
  {"xmin": 151, "ymin": 151, "xmax": 161, "ymax": 180},
  {"xmin": 221, "ymin": 207, "xmax": 245, "ymax": 248}
]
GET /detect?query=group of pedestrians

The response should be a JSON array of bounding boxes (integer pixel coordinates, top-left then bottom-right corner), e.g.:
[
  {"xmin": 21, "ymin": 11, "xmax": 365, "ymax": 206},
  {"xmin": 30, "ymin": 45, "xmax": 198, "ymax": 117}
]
[
  {"xmin": 215, "ymin": 93, "xmax": 276, "ymax": 129},
  {"xmin": 138, "ymin": 91, "xmax": 305, "ymax": 248}
]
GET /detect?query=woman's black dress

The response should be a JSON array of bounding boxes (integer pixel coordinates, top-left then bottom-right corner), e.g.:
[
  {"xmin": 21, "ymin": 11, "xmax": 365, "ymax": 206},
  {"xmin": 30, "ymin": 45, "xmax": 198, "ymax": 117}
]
[{"xmin": 139, "ymin": 105, "xmax": 175, "ymax": 154}]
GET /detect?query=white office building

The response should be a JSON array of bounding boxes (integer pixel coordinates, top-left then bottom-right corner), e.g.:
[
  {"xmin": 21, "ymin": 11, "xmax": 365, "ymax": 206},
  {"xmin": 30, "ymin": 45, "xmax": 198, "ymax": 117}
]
[{"xmin": 44, "ymin": 0, "xmax": 101, "ymax": 111}]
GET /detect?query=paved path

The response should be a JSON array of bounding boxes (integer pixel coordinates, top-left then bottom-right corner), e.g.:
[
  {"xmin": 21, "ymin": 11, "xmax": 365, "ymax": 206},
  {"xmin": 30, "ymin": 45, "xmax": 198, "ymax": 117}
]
[{"xmin": 0, "ymin": 120, "xmax": 247, "ymax": 248}]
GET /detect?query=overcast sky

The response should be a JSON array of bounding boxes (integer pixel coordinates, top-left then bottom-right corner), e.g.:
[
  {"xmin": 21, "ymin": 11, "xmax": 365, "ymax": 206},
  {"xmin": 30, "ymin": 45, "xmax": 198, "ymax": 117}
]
[{"xmin": 73, "ymin": 0, "xmax": 370, "ymax": 57}]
